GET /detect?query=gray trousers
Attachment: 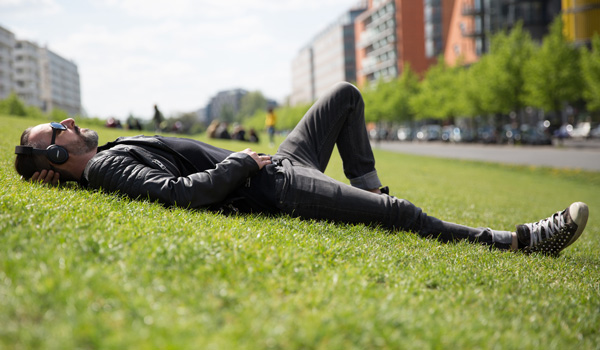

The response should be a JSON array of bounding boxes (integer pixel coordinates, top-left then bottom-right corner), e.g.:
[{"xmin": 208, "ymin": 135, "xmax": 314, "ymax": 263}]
[{"xmin": 272, "ymin": 82, "xmax": 513, "ymax": 250}]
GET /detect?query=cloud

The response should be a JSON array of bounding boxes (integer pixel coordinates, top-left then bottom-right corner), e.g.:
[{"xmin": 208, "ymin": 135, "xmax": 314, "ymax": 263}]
[
  {"xmin": 1, "ymin": 0, "xmax": 361, "ymax": 118},
  {"xmin": 0, "ymin": 0, "xmax": 61, "ymax": 17},
  {"xmin": 93, "ymin": 0, "xmax": 357, "ymax": 19}
]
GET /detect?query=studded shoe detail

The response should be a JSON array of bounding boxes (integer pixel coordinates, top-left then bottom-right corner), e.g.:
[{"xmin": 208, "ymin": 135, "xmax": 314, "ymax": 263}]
[{"xmin": 516, "ymin": 202, "xmax": 589, "ymax": 256}]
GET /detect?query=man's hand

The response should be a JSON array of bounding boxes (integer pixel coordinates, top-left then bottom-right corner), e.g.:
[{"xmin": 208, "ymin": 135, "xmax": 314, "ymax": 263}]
[
  {"xmin": 240, "ymin": 148, "xmax": 272, "ymax": 170},
  {"xmin": 30, "ymin": 169, "xmax": 60, "ymax": 187}
]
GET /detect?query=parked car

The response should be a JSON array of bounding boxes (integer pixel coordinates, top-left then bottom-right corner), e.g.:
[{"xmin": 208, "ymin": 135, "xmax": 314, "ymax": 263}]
[
  {"xmin": 520, "ymin": 124, "xmax": 552, "ymax": 145},
  {"xmin": 553, "ymin": 124, "xmax": 573, "ymax": 139},
  {"xmin": 590, "ymin": 124, "xmax": 600, "ymax": 138},
  {"xmin": 449, "ymin": 127, "xmax": 476, "ymax": 143},
  {"xmin": 442, "ymin": 126, "xmax": 454, "ymax": 142},
  {"xmin": 477, "ymin": 126, "xmax": 498, "ymax": 144},
  {"xmin": 501, "ymin": 124, "xmax": 522, "ymax": 144},
  {"xmin": 416, "ymin": 125, "xmax": 442, "ymax": 142},
  {"xmin": 396, "ymin": 127, "xmax": 413, "ymax": 141},
  {"xmin": 570, "ymin": 122, "xmax": 592, "ymax": 138},
  {"xmin": 369, "ymin": 127, "xmax": 389, "ymax": 141}
]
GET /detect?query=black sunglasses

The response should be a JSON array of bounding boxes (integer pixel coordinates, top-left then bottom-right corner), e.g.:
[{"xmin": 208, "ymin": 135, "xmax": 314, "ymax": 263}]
[{"xmin": 50, "ymin": 122, "xmax": 67, "ymax": 145}]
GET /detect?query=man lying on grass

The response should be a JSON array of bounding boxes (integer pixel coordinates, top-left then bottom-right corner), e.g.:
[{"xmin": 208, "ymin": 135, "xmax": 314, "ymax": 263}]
[{"xmin": 15, "ymin": 82, "xmax": 588, "ymax": 256}]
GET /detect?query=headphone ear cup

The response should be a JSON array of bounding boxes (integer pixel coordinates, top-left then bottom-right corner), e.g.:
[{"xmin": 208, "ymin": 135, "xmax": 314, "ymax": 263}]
[{"xmin": 46, "ymin": 145, "xmax": 69, "ymax": 164}]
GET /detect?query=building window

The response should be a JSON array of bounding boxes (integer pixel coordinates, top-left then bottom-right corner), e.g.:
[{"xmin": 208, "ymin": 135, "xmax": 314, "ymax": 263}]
[
  {"xmin": 426, "ymin": 39, "xmax": 435, "ymax": 57},
  {"xmin": 475, "ymin": 38, "xmax": 483, "ymax": 56}
]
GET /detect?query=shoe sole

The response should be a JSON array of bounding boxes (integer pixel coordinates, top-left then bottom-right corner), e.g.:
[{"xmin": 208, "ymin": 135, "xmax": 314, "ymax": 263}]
[{"xmin": 565, "ymin": 201, "xmax": 589, "ymax": 248}]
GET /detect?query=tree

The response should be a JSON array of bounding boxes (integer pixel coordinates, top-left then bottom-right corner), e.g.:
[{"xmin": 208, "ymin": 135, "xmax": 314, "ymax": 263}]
[
  {"xmin": 409, "ymin": 58, "xmax": 460, "ymax": 120},
  {"xmin": 381, "ymin": 65, "xmax": 420, "ymax": 124},
  {"xmin": 580, "ymin": 34, "xmax": 600, "ymax": 112},
  {"xmin": 236, "ymin": 91, "xmax": 267, "ymax": 121},
  {"xmin": 361, "ymin": 80, "xmax": 388, "ymax": 124},
  {"xmin": 362, "ymin": 67, "xmax": 419, "ymax": 124},
  {"xmin": 456, "ymin": 60, "xmax": 487, "ymax": 117},
  {"xmin": 482, "ymin": 23, "xmax": 535, "ymax": 115},
  {"xmin": 0, "ymin": 92, "xmax": 27, "ymax": 116},
  {"xmin": 220, "ymin": 104, "xmax": 235, "ymax": 123},
  {"xmin": 523, "ymin": 18, "xmax": 583, "ymax": 115},
  {"xmin": 49, "ymin": 108, "xmax": 70, "ymax": 121}
]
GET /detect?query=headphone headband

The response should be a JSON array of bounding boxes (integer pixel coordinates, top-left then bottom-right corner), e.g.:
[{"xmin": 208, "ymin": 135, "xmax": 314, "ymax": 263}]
[{"xmin": 15, "ymin": 146, "xmax": 45, "ymax": 156}]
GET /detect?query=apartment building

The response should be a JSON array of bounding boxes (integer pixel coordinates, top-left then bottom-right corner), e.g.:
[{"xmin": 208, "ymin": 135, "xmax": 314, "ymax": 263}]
[
  {"xmin": 0, "ymin": 24, "xmax": 81, "ymax": 116},
  {"xmin": 14, "ymin": 40, "xmax": 42, "ymax": 109},
  {"xmin": 290, "ymin": 5, "xmax": 366, "ymax": 106},
  {"xmin": 39, "ymin": 47, "xmax": 81, "ymax": 116},
  {"xmin": 290, "ymin": 46, "xmax": 314, "ymax": 105},
  {"xmin": 445, "ymin": 0, "xmax": 562, "ymax": 65},
  {"xmin": 0, "ymin": 26, "xmax": 15, "ymax": 100},
  {"xmin": 355, "ymin": 0, "xmax": 439, "ymax": 86},
  {"xmin": 205, "ymin": 88, "xmax": 248, "ymax": 122},
  {"xmin": 444, "ymin": 0, "xmax": 482, "ymax": 66}
]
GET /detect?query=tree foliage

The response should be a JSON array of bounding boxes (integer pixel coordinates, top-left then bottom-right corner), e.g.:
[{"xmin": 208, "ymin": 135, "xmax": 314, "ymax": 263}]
[
  {"xmin": 220, "ymin": 104, "xmax": 235, "ymax": 123},
  {"xmin": 409, "ymin": 58, "xmax": 460, "ymax": 120},
  {"xmin": 383, "ymin": 66, "xmax": 420, "ymax": 123},
  {"xmin": 236, "ymin": 91, "xmax": 268, "ymax": 121},
  {"xmin": 523, "ymin": 18, "xmax": 583, "ymax": 113},
  {"xmin": 361, "ymin": 80, "xmax": 386, "ymax": 123},
  {"xmin": 361, "ymin": 66, "xmax": 419, "ymax": 124},
  {"xmin": 353, "ymin": 19, "xmax": 595, "ymax": 125},
  {"xmin": 0, "ymin": 92, "xmax": 27, "ymax": 116},
  {"xmin": 481, "ymin": 23, "xmax": 535, "ymax": 114},
  {"xmin": 580, "ymin": 34, "xmax": 600, "ymax": 112},
  {"xmin": 48, "ymin": 108, "xmax": 70, "ymax": 121}
]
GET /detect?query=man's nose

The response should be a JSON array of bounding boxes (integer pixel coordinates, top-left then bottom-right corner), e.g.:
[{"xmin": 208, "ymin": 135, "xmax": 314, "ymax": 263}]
[{"xmin": 60, "ymin": 118, "xmax": 75, "ymax": 128}]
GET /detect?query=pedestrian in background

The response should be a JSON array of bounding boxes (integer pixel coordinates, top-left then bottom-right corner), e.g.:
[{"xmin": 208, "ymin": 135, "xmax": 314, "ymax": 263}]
[
  {"xmin": 153, "ymin": 104, "xmax": 164, "ymax": 132},
  {"xmin": 265, "ymin": 107, "xmax": 276, "ymax": 147}
]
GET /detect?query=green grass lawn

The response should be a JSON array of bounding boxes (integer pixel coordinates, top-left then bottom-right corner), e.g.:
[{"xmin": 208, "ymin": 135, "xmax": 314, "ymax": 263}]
[{"xmin": 1, "ymin": 114, "xmax": 599, "ymax": 349}]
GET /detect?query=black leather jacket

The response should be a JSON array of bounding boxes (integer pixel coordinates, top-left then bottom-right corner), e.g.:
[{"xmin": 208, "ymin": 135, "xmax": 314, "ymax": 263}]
[{"xmin": 81, "ymin": 136, "xmax": 260, "ymax": 209}]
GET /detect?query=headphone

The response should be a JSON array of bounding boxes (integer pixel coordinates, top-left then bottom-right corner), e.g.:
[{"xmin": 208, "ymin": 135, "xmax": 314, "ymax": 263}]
[{"xmin": 15, "ymin": 144, "xmax": 69, "ymax": 164}]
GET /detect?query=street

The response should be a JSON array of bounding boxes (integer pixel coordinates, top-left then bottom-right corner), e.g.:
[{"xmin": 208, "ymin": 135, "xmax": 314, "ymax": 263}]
[{"xmin": 372, "ymin": 139, "xmax": 600, "ymax": 171}]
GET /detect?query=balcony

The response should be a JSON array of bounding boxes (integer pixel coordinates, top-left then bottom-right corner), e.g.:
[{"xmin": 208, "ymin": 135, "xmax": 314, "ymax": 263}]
[
  {"xmin": 461, "ymin": 25, "xmax": 484, "ymax": 38},
  {"xmin": 360, "ymin": 54, "xmax": 396, "ymax": 76},
  {"xmin": 462, "ymin": 5, "xmax": 482, "ymax": 16}
]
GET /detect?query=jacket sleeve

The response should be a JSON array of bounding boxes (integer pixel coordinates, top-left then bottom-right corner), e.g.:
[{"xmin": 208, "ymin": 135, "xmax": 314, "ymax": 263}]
[{"xmin": 83, "ymin": 149, "xmax": 259, "ymax": 208}]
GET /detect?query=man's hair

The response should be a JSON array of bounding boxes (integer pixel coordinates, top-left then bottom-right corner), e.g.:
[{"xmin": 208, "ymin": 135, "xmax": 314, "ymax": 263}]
[{"xmin": 14, "ymin": 127, "xmax": 51, "ymax": 180}]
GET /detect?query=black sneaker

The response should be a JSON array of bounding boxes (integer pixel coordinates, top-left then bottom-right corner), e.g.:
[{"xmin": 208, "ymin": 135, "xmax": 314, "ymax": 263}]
[{"xmin": 516, "ymin": 202, "xmax": 589, "ymax": 256}]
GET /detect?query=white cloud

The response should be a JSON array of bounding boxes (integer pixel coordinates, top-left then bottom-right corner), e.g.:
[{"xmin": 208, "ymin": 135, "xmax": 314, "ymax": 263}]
[
  {"xmin": 0, "ymin": 0, "xmax": 61, "ymax": 16},
  {"xmin": 93, "ymin": 0, "xmax": 356, "ymax": 19},
  {"xmin": 1, "ymin": 0, "xmax": 360, "ymax": 118}
]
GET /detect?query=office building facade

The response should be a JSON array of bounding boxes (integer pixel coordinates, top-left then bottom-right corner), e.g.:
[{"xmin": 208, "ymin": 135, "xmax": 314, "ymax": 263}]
[
  {"xmin": 39, "ymin": 47, "xmax": 81, "ymax": 116},
  {"xmin": 0, "ymin": 24, "xmax": 81, "ymax": 116},
  {"xmin": 14, "ymin": 40, "xmax": 43, "ymax": 109},
  {"xmin": 0, "ymin": 26, "xmax": 15, "ymax": 100},
  {"xmin": 290, "ymin": 5, "xmax": 366, "ymax": 106},
  {"xmin": 445, "ymin": 0, "xmax": 563, "ymax": 65},
  {"xmin": 206, "ymin": 88, "xmax": 248, "ymax": 122},
  {"xmin": 355, "ymin": 0, "xmax": 440, "ymax": 86},
  {"xmin": 290, "ymin": 46, "xmax": 314, "ymax": 106}
]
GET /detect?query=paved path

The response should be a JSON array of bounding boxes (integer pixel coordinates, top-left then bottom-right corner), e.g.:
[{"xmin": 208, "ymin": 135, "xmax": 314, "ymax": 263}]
[{"xmin": 372, "ymin": 140, "xmax": 600, "ymax": 171}]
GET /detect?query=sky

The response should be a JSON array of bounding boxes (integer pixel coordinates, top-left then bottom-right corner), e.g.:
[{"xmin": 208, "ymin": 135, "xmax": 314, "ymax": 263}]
[{"xmin": 0, "ymin": 0, "xmax": 362, "ymax": 119}]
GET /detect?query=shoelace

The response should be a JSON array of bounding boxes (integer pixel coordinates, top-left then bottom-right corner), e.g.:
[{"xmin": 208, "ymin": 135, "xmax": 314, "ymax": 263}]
[{"xmin": 525, "ymin": 210, "xmax": 565, "ymax": 246}]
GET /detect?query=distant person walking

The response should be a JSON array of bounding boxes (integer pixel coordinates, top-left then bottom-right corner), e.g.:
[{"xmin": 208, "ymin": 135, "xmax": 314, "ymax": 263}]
[
  {"xmin": 265, "ymin": 107, "xmax": 277, "ymax": 147},
  {"xmin": 153, "ymin": 104, "xmax": 164, "ymax": 132}
]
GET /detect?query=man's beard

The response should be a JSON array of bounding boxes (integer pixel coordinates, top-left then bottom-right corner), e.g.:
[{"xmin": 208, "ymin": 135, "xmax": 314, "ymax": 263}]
[{"xmin": 70, "ymin": 126, "xmax": 99, "ymax": 155}]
